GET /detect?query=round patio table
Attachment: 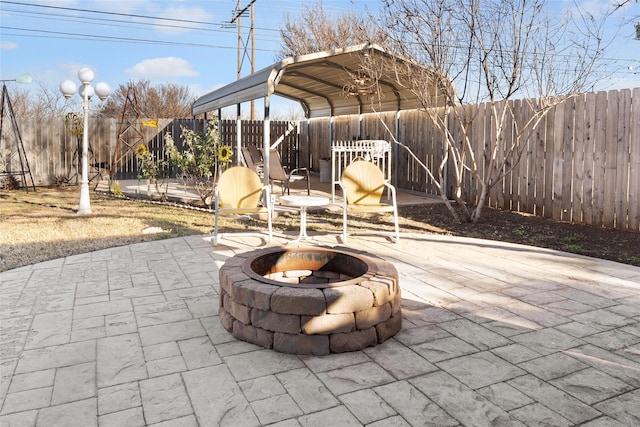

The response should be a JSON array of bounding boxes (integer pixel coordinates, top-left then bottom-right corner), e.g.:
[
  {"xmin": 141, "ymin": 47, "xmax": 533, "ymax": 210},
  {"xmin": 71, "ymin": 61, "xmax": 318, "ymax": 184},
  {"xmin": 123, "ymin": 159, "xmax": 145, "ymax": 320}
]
[{"xmin": 279, "ymin": 195, "xmax": 330, "ymax": 242}]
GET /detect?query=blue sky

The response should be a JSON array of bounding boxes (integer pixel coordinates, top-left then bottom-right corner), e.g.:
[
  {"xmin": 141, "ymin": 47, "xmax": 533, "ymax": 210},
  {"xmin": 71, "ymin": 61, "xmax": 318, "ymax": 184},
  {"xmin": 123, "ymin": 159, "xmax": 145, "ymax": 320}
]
[{"xmin": 0, "ymin": 0, "xmax": 638, "ymax": 116}]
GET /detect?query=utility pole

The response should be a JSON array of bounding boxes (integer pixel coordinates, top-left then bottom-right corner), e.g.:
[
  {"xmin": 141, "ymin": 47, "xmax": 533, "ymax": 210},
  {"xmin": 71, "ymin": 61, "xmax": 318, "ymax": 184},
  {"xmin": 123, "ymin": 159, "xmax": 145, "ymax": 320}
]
[
  {"xmin": 231, "ymin": 0, "xmax": 257, "ymax": 119},
  {"xmin": 236, "ymin": 0, "xmax": 242, "ymax": 82},
  {"xmin": 251, "ymin": 2, "xmax": 256, "ymax": 120}
]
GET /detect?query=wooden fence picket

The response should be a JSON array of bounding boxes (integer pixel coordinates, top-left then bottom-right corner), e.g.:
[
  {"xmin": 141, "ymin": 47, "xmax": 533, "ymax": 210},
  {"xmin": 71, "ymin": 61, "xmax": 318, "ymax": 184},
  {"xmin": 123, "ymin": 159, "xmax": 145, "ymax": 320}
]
[
  {"xmin": 561, "ymin": 97, "xmax": 574, "ymax": 222},
  {"xmin": 572, "ymin": 94, "xmax": 586, "ymax": 224},
  {"xmin": 615, "ymin": 89, "xmax": 632, "ymax": 230},
  {"xmin": 592, "ymin": 91, "xmax": 608, "ymax": 226},
  {"xmin": 582, "ymin": 92, "xmax": 596, "ymax": 225},
  {"xmin": 629, "ymin": 88, "xmax": 640, "ymax": 230}
]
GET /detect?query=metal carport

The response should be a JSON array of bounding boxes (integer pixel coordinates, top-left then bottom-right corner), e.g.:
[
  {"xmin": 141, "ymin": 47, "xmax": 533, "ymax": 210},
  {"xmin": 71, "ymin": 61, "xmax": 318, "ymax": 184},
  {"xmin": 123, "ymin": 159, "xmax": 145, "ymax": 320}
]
[{"xmin": 192, "ymin": 43, "xmax": 447, "ymax": 187}]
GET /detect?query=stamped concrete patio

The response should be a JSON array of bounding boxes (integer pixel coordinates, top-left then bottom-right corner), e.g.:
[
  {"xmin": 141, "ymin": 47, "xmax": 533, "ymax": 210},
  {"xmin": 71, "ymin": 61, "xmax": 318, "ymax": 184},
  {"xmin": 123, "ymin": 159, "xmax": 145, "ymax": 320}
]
[{"xmin": 1, "ymin": 228, "xmax": 639, "ymax": 426}]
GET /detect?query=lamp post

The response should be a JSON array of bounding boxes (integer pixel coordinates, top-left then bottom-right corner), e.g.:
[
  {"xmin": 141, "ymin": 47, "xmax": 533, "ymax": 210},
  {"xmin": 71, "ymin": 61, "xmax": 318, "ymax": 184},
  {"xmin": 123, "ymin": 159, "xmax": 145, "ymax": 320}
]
[{"xmin": 59, "ymin": 67, "xmax": 110, "ymax": 214}]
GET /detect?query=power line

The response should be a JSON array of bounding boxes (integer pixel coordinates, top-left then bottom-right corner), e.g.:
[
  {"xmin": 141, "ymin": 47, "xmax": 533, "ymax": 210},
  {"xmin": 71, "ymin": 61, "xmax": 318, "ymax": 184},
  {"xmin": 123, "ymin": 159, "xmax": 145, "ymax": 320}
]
[
  {"xmin": 231, "ymin": 0, "xmax": 257, "ymax": 24},
  {"xmin": 0, "ymin": 0, "xmax": 226, "ymax": 27},
  {"xmin": 2, "ymin": 8, "xmax": 231, "ymax": 34},
  {"xmin": 0, "ymin": 0, "xmax": 282, "ymax": 51},
  {"xmin": 0, "ymin": 26, "xmax": 276, "ymax": 51},
  {"xmin": 0, "ymin": 8, "xmax": 281, "ymax": 40},
  {"xmin": 232, "ymin": 1, "xmax": 258, "ymax": 119},
  {"xmin": 1, "ymin": 0, "xmax": 634, "ymax": 76},
  {"xmin": 0, "ymin": 4, "xmax": 282, "ymax": 36}
]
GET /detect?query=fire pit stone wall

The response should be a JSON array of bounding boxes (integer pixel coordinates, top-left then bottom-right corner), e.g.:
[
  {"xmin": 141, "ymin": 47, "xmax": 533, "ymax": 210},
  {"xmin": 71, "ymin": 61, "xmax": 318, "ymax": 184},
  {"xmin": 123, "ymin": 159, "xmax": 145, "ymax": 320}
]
[{"xmin": 218, "ymin": 248, "xmax": 402, "ymax": 355}]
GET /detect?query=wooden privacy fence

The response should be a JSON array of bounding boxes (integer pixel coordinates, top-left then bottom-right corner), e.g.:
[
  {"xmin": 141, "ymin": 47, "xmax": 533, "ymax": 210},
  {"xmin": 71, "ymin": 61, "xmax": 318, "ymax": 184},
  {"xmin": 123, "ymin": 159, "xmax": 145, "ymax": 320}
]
[
  {"xmin": 301, "ymin": 88, "xmax": 639, "ymax": 232},
  {"xmin": 2, "ymin": 88, "xmax": 637, "ymax": 231},
  {"xmin": 1, "ymin": 118, "xmax": 299, "ymax": 185}
]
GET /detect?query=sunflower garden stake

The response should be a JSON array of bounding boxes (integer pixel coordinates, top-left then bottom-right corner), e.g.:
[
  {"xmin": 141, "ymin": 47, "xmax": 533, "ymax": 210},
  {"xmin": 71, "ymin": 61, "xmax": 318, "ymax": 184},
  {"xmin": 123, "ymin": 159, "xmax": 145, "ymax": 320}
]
[
  {"xmin": 164, "ymin": 120, "xmax": 232, "ymax": 207},
  {"xmin": 218, "ymin": 144, "xmax": 233, "ymax": 176},
  {"xmin": 136, "ymin": 173, "xmax": 142, "ymax": 197}
]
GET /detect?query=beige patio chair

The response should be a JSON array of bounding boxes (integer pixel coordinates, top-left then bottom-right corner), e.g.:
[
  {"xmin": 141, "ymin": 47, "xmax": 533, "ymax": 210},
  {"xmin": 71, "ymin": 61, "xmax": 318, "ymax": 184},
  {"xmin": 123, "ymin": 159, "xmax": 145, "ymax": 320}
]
[
  {"xmin": 339, "ymin": 160, "xmax": 399, "ymax": 243},
  {"xmin": 241, "ymin": 145, "xmax": 263, "ymax": 176},
  {"xmin": 212, "ymin": 166, "xmax": 272, "ymax": 246},
  {"xmin": 266, "ymin": 149, "xmax": 310, "ymax": 195}
]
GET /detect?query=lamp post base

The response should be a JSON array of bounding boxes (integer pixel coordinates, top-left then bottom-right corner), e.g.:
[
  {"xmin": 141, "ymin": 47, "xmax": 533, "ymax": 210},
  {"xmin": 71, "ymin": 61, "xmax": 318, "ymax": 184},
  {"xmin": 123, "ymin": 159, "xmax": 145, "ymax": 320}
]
[{"xmin": 77, "ymin": 182, "xmax": 92, "ymax": 215}]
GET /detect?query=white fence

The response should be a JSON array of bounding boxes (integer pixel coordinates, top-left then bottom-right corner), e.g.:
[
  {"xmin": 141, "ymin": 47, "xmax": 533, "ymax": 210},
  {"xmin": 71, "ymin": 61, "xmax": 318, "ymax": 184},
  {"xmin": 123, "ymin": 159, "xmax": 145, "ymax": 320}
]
[{"xmin": 330, "ymin": 139, "xmax": 391, "ymax": 202}]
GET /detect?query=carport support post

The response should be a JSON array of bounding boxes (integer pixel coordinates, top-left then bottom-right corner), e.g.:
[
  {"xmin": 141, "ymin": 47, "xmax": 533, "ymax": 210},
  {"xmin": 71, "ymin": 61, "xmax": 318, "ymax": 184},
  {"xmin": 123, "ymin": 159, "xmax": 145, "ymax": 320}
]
[
  {"xmin": 330, "ymin": 115, "xmax": 334, "ymax": 150},
  {"xmin": 236, "ymin": 104, "xmax": 242, "ymax": 166},
  {"xmin": 394, "ymin": 109, "xmax": 400, "ymax": 186},
  {"xmin": 263, "ymin": 95, "xmax": 270, "ymax": 189}
]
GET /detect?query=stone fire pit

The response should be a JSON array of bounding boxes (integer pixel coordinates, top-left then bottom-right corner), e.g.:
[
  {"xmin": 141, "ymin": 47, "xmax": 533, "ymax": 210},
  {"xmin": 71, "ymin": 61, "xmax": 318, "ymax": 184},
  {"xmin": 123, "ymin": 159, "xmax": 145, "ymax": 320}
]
[{"xmin": 218, "ymin": 247, "xmax": 401, "ymax": 355}]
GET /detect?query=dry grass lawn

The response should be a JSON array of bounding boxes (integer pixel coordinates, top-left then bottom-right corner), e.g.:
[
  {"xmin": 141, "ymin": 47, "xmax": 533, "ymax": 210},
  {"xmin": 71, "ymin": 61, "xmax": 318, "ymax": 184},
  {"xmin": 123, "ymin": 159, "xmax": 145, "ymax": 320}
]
[
  {"xmin": 2, "ymin": 185, "xmax": 638, "ymax": 272},
  {"xmin": 1, "ymin": 186, "xmax": 329, "ymax": 272},
  {"xmin": 0, "ymin": 187, "xmax": 219, "ymax": 272}
]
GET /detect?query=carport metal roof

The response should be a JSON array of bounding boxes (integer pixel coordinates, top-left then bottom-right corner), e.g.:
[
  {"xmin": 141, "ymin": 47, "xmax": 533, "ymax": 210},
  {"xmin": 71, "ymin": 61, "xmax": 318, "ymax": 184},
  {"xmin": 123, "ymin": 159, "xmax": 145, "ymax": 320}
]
[
  {"xmin": 192, "ymin": 43, "xmax": 441, "ymax": 119},
  {"xmin": 192, "ymin": 43, "xmax": 448, "ymax": 188}
]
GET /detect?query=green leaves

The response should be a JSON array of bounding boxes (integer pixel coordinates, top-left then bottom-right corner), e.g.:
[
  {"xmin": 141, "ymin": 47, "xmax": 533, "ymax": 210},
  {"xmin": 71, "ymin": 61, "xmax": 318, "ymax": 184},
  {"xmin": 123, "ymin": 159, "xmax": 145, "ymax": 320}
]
[{"xmin": 163, "ymin": 120, "xmax": 226, "ymax": 205}]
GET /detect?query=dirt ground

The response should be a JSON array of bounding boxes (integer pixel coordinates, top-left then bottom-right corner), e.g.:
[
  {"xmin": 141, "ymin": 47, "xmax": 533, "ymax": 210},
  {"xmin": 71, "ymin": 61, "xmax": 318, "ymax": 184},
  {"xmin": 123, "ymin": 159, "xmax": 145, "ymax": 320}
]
[
  {"xmin": 283, "ymin": 199, "xmax": 639, "ymax": 267},
  {"xmin": 393, "ymin": 203, "xmax": 640, "ymax": 267}
]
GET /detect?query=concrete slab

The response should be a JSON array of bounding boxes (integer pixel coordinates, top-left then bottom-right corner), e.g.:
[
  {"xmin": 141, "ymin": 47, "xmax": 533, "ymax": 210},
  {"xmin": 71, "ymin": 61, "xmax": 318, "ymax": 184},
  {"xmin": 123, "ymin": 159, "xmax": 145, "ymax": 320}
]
[
  {"xmin": 95, "ymin": 174, "xmax": 441, "ymax": 208},
  {"xmin": 1, "ymin": 231, "xmax": 639, "ymax": 426}
]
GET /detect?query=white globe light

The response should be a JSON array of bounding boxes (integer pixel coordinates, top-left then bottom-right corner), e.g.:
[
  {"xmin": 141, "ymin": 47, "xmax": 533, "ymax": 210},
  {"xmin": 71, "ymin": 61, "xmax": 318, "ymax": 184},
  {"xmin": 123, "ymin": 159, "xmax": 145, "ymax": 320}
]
[
  {"xmin": 79, "ymin": 84, "xmax": 95, "ymax": 99},
  {"xmin": 78, "ymin": 67, "xmax": 95, "ymax": 84},
  {"xmin": 95, "ymin": 82, "xmax": 111, "ymax": 100},
  {"xmin": 59, "ymin": 80, "xmax": 77, "ymax": 99}
]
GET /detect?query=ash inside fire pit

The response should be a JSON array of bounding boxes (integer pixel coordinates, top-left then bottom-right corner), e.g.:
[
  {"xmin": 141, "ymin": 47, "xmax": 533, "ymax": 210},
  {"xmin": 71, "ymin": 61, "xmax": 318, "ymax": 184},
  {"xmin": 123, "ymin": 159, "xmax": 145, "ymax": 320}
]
[
  {"xmin": 219, "ymin": 247, "xmax": 402, "ymax": 355},
  {"xmin": 247, "ymin": 249, "xmax": 368, "ymax": 287}
]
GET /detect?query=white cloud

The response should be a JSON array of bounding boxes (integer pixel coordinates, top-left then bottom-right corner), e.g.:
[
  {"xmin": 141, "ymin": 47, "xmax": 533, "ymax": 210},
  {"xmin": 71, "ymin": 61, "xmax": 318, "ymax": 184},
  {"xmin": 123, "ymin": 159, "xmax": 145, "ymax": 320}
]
[
  {"xmin": 188, "ymin": 83, "xmax": 224, "ymax": 98},
  {"xmin": 88, "ymin": 0, "xmax": 151, "ymax": 14},
  {"xmin": 594, "ymin": 75, "xmax": 640, "ymax": 91},
  {"xmin": 125, "ymin": 57, "xmax": 199, "ymax": 79},
  {"xmin": 153, "ymin": 6, "xmax": 214, "ymax": 34},
  {"xmin": 572, "ymin": 0, "xmax": 610, "ymax": 17},
  {"xmin": 0, "ymin": 41, "xmax": 18, "ymax": 50},
  {"xmin": 32, "ymin": 0, "xmax": 77, "ymax": 5},
  {"xmin": 568, "ymin": 0, "xmax": 634, "ymax": 19},
  {"xmin": 58, "ymin": 62, "xmax": 88, "ymax": 79}
]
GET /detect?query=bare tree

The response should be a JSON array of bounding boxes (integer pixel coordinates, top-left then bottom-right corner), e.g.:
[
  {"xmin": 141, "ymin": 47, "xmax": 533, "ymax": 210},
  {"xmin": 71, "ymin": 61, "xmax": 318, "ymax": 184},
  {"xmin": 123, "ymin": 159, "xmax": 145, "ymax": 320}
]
[
  {"xmin": 5, "ymin": 83, "xmax": 67, "ymax": 118},
  {"xmin": 613, "ymin": 0, "xmax": 640, "ymax": 40},
  {"xmin": 366, "ymin": 0, "xmax": 606, "ymax": 222},
  {"xmin": 100, "ymin": 80, "xmax": 194, "ymax": 119},
  {"xmin": 270, "ymin": 102, "xmax": 305, "ymax": 121},
  {"xmin": 277, "ymin": 2, "xmax": 387, "ymax": 59},
  {"xmin": 2, "ymin": 86, "xmax": 32, "ymax": 117}
]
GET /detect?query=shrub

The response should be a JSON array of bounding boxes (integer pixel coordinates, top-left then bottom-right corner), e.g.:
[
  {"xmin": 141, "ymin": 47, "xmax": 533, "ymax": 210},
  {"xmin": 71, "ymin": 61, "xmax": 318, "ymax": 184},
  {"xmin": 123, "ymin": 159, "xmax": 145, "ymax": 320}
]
[{"xmin": 164, "ymin": 120, "xmax": 233, "ymax": 206}]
